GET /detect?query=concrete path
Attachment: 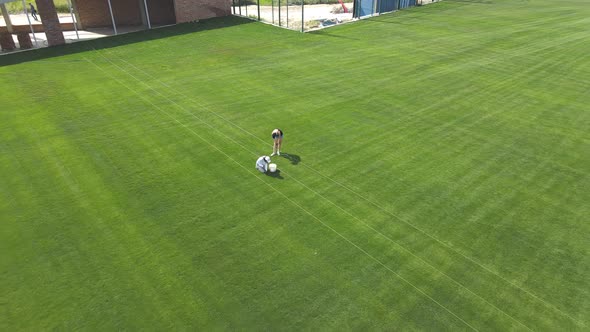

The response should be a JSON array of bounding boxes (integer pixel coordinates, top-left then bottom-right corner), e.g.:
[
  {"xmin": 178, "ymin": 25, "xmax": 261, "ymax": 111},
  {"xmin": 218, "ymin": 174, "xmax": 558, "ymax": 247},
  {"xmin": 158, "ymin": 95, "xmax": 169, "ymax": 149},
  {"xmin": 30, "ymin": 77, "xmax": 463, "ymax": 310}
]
[{"xmin": 0, "ymin": 14, "xmax": 148, "ymax": 52}]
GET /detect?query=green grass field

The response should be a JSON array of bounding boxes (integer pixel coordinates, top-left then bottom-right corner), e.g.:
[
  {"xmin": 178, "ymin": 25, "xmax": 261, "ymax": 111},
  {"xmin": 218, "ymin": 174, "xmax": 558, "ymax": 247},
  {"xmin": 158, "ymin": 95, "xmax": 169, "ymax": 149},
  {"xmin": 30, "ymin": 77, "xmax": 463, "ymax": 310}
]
[{"xmin": 1, "ymin": 0, "xmax": 589, "ymax": 329}]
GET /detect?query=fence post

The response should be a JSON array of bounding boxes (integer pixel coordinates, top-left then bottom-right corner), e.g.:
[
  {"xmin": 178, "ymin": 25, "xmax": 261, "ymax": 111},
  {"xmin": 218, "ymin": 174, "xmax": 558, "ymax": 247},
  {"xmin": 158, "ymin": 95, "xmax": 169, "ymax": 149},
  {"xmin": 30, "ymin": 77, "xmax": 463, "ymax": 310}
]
[
  {"xmin": 301, "ymin": 0, "xmax": 304, "ymax": 32},
  {"xmin": 279, "ymin": 0, "xmax": 281, "ymax": 26}
]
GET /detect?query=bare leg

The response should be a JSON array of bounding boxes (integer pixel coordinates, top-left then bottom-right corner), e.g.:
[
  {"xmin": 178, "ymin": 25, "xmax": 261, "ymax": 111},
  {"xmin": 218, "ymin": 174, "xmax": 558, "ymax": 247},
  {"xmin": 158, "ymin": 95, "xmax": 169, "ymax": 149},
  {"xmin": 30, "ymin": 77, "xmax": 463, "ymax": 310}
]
[{"xmin": 277, "ymin": 138, "xmax": 282, "ymax": 155}]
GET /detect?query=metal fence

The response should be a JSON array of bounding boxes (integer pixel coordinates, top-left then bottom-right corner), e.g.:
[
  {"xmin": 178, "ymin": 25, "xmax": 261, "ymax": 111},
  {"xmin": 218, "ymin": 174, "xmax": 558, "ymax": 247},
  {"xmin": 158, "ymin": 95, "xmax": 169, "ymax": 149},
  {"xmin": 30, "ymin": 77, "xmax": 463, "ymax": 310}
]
[{"xmin": 232, "ymin": 0, "xmax": 419, "ymax": 32}]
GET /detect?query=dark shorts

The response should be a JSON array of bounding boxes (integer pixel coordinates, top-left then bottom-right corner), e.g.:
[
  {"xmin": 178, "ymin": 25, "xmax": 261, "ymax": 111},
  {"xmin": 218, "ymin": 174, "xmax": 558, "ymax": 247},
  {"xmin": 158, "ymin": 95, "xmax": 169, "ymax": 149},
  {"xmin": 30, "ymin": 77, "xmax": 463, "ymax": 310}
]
[{"xmin": 272, "ymin": 132, "xmax": 284, "ymax": 139}]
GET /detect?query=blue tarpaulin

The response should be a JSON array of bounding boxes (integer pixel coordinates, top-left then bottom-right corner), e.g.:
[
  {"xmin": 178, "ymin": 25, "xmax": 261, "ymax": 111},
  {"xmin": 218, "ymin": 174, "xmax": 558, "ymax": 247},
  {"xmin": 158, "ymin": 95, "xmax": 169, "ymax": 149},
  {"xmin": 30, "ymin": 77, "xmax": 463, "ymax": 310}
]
[
  {"xmin": 379, "ymin": 0, "xmax": 396, "ymax": 13},
  {"xmin": 354, "ymin": 0, "xmax": 413, "ymax": 18},
  {"xmin": 359, "ymin": 0, "xmax": 375, "ymax": 17}
]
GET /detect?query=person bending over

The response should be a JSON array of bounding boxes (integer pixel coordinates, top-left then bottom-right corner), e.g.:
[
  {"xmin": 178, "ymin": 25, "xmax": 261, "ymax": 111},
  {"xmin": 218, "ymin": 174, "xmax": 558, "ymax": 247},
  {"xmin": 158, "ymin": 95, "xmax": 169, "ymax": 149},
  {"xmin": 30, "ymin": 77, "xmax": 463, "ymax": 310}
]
[{"xmin": 271, "ymin": 128, "xmax": 283, "ymax": 156}]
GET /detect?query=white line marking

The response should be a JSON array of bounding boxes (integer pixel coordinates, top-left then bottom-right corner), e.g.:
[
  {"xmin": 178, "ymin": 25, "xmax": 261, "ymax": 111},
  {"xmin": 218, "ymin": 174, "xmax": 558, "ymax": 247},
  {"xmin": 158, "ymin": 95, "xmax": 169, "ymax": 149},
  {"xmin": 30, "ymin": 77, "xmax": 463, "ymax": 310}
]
[
  {"xmin": 86, "ymin": 53, "xmax": 479, "ymax": 331},
  {"xmin": 102, "ymin": 51, "xmax": 586, "ymax": 330},
  {"xmin": 107, "ymin": 53, "xmax": 586, "ymax": 327}
]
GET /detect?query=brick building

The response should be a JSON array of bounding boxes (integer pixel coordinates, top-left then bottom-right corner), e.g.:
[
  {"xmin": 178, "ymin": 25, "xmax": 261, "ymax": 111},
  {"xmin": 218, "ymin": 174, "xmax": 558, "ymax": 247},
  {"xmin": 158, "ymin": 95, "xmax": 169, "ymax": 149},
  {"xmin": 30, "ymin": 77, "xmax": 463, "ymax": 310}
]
[
  {"xmin": 75, "ymin": 0, "xmax": 231, "ymax": 29},
  {"xmin": 0, "ymin": 0, "xmax": 231, "ymax": 49}
]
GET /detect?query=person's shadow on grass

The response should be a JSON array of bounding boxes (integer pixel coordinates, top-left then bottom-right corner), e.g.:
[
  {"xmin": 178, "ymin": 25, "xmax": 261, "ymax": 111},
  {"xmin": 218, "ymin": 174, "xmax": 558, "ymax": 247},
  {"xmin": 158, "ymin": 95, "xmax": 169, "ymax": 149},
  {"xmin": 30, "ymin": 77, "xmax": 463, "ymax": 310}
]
[
  {"xmin": 266, "ymin": 169, "xmax": 284, "ymax": 180},
  {"xmin": 281, "ymin": 153, "xmax": 301, "ymax": 165}
]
